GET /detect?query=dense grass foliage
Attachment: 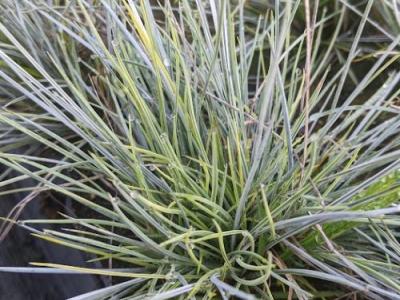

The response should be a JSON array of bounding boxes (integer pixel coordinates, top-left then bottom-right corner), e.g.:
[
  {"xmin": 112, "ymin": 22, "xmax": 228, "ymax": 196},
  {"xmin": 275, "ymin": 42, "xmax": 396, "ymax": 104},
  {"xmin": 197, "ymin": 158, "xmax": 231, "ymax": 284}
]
[{"xmin": 1, "ymin": 0, "xmax": 400, "ymax": 299}]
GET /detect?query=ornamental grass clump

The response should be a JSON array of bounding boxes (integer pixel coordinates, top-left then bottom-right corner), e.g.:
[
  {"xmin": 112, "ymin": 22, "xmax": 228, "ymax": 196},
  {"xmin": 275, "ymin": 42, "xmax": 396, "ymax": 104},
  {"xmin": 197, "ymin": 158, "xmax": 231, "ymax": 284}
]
[{"xmin": 1, "ymin": 0, "xmax": 400, "ymax": 299}]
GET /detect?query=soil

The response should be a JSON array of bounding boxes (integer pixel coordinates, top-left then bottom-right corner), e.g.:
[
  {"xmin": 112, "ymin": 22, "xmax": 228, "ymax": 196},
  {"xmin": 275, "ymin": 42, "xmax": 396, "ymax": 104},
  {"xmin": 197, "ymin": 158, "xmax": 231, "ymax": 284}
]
[{"xmin": 0, "ymin": 168, "xmax": 104, "ymax": 300}]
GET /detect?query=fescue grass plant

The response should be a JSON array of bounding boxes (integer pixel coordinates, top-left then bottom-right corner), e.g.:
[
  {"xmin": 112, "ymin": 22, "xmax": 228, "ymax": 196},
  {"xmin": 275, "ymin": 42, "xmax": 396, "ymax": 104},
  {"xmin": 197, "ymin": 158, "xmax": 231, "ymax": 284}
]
[{"xmin": 0, "ymin": 0, "xmax": 400, "ymax": 299}]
